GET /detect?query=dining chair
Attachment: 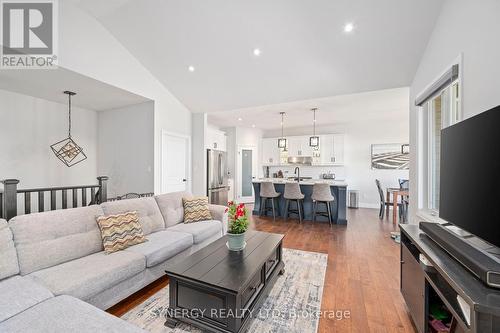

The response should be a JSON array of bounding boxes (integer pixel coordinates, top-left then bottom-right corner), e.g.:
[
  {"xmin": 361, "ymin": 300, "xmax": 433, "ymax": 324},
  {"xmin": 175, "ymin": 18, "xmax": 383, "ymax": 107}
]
[
  {"xmin": 375, "ymin": 179, "xmax": 402, "ymax": 220},
  {"xmin": 398, "ymin": 179, "xmax": 409, "ymax": 222}
]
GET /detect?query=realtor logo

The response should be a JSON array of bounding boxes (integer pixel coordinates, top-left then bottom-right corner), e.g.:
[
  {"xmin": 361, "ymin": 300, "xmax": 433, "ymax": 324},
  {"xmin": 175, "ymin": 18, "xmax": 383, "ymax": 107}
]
[{"xmin": 1, "ymin": 0, "xmax": 58, "ymax": 69}]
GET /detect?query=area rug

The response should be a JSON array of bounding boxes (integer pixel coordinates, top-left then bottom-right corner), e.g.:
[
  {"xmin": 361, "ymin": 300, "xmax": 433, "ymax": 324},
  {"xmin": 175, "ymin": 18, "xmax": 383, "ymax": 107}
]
[{"xmin": 122, "ymin": 248, "xmax": 328, "ymax": 333}]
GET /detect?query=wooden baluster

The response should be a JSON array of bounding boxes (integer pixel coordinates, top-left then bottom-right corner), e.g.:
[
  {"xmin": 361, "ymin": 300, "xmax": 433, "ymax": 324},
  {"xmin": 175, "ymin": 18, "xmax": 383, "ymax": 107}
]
[
  {"xmin": 38, "ymin": 192, "xmax": 44, "ymax": 212},
  {"xmin": 50, "ymin": 190, "xmax": 56, "ymax": 210},
  {"xmin": 81, "ymin": 188, "xmax": 87, "ymax": 206},
  {"xmin": 91, "ymin": 187, "xmax": 96, "ymax": 204},
  {"xmin": 72, "ymin": 189, "xmax": 78, "ymax": 208},
  {"xmin": 24, "ymin": 192, "xmax": 31, "ymax": 214},
  {"xmin": 62, "ymin": 190, "xmax": 68, "ymax": 209}
]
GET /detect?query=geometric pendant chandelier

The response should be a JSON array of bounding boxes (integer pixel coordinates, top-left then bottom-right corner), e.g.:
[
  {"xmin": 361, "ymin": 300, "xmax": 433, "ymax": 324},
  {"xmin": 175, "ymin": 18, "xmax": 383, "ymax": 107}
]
[
  {"xmin": 309, "ymin": 107, "xmax": 320, "ymax": 147},
  {"xmin": 277, "ymin": 111, "xmax": 287, "ymax": 149},
  {"xmin": 50, "ymin": 91, "xmax": 87, "ymax": 167}
]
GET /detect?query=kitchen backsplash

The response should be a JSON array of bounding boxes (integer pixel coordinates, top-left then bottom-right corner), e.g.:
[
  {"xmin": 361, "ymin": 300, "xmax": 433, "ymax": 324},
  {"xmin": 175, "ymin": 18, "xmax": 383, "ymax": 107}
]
[{"xmin": 266, "ymin": 166, "xmax": 346, "ymax": 180}]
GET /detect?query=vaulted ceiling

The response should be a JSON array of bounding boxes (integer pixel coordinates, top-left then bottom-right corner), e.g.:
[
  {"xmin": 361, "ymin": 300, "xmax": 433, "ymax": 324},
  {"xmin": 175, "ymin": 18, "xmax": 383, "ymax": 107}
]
[{"xmin": 74, "ymin": 0, "xmax": 443, "ymax": 113}]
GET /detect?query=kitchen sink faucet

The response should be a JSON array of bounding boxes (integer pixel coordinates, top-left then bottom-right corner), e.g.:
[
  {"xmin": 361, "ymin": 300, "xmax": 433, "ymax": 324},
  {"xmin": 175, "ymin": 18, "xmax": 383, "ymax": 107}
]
[{"xmin": 294, "ymin": 166, "xmax": 300, "ymax": 182}]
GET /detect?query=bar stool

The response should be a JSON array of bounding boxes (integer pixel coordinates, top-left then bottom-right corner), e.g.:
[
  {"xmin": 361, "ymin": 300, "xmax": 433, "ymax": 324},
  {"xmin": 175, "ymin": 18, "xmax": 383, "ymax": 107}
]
[
  {"xmin": 283, "ymin": 182, "xmax": 305, "ymax": 222},
  {"xmin": 312, "ymin": 183, "xmax": 335, "ymax": 226},
  {"xmin": 260, "ymin": 182, "xmax": 281, "ymax": 219}
]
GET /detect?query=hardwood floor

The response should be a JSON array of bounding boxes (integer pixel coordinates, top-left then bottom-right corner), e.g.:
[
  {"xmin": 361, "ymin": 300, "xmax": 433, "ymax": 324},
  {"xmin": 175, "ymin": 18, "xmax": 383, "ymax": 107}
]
[{"xmin": 107, "ymin": 208, "xmax": 417, "ymax": 333}]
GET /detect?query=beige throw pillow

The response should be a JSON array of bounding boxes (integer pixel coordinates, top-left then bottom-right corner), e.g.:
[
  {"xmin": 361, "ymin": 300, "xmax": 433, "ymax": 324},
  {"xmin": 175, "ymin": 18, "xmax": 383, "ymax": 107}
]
[
  {"xmin": 183, "ymin": 197, "xmax": 212, "ymax": 223},
  {"xmin": 96, "ymin": 211, "xmax": 146, "ymax": 253}
]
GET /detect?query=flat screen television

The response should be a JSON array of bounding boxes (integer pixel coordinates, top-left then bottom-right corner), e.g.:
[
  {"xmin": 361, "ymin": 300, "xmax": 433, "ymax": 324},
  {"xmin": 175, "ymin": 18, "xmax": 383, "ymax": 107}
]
[{"xmin": 439, "ymin": 105, "xmax": 500, "ymax": 248}]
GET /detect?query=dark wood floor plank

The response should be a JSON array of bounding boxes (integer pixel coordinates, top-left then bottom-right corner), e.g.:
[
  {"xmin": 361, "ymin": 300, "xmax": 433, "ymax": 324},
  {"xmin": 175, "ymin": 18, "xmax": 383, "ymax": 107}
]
[{"xmin": 107, "ymin": 207, "xmax": 417, "ymax": 333}]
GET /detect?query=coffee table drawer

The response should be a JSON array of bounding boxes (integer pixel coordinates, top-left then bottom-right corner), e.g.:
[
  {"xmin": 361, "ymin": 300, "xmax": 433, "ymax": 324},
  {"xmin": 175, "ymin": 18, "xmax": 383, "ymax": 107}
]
[
  {"xmin": 265, "ymin": 246, "xmax": 280, "ymax": 278},
  {"xmin": 241, "ymin": 268, "xmax": 264, "ymax": 309}
]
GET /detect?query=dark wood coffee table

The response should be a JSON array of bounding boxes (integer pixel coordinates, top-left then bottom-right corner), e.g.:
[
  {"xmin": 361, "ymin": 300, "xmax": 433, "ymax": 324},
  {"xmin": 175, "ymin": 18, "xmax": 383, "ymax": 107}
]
[{"xmin": 164, "ymin": 230, "xmax": 285, "ymax": 333}]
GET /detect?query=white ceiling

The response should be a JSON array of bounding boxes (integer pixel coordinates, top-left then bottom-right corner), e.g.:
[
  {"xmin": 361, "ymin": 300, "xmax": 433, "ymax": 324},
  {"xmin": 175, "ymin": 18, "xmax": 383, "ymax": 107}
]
[
  {"xmin": 0, "ymin": 67, "xmax": 150, "ymax": 111},
  {"xmin": 74, "ymin": 0, "xmax": 443, "ymax": 113},
  {"xmin": 207, "ymin": 87, "xmax": 409, "ymax": 130}
]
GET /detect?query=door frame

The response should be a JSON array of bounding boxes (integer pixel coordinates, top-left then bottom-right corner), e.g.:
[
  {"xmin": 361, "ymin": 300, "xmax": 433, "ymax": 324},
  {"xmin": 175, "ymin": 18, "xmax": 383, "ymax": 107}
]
[
  {"xmin": 236, "ymin": 145, "xmax": 257, "ymax": 203},
  {"xmin": 161, "ymin": 130, "xmax": 192, "ymax": 194}
]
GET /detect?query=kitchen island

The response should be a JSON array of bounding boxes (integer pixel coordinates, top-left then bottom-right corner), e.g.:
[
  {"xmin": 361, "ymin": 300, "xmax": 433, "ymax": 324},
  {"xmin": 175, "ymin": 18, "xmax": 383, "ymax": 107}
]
[{"xmin": 252, "ymin": 179, "xmax": 348, "ymax": 224}]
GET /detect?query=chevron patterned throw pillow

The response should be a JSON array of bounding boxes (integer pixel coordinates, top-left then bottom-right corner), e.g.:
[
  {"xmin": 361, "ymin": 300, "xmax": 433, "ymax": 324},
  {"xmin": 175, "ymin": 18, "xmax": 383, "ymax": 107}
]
[
  {"xmin": 183, "ymin": 197, "xmax": 212, "ymax": 223},
  {"xmin": 96, "ymin": 211, "xmax": 147, "ymax": 253}
]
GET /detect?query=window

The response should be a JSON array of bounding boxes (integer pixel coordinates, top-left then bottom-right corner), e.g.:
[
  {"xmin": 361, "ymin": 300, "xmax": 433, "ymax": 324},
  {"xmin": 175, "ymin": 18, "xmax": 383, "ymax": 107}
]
[{"xmin": 424, "ymin": 81, "xmax": 460, "ymax": 212}]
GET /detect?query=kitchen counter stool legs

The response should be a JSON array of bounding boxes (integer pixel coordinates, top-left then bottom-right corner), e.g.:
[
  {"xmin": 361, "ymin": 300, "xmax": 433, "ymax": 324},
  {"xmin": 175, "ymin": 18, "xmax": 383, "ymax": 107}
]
[
  {"xmin": 312, "ymin": 183, "xmax": 335, "ymax": 226},
  {"xmin": 283, "ymin": 182, "xmax": 305, "ymax": 223},
  {"xmin": 259, "ymin": 182, "xmax": 281, "ymax": 220}
]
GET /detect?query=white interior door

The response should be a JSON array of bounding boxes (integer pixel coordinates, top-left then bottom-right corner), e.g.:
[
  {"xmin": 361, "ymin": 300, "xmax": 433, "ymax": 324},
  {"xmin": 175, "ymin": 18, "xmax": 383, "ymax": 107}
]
[
  {"xmin": 162, "ymin": 132, "xmax": 190, "ymax": 194},
  {"xmin": 237, "ymin": 146, "xmax": 257, "ymax": 203}
]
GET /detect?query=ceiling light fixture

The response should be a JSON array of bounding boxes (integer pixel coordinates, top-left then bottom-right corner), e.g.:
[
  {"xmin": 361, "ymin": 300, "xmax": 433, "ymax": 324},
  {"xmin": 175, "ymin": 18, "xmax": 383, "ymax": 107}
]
[
  {"xmin": 278, "ymin": 112, "xmax": 287, "ymax": 149},
  {"xmin": 50, "ymin": 91, "xmax": 87, "ymax": 167},
  {"xmin": 253, "ymin": 48, "xmax": 261, "ymax": 56},
  {"xmin": 344, "ymin": 23, "xmax": 354, "ymax": 33},
  {"xmin": 252, "ymin": 124, "xmax": 256, "ymax": 128},
  {"xmin": 188, "ymin": 65, "xmax": 195, "ymax": 72},
  {"xmin": 309, "ymin": 108, "xmax": 320, "ymax": 147},
  {"xmin": 238, "ymin": 117, "xmax": 243, "ymax": 121}
]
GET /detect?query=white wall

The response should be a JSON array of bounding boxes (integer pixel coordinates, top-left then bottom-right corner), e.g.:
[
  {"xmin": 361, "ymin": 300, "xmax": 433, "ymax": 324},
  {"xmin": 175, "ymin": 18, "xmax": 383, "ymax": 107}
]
[
  {"xmin": 264, "ymin": 118, "xmax": 409, "ymax": 209},
  {"xmin": 58, "ymin": 1, "xmax": 192, "ymax": 194},
  {"xmin": 97, "ymin": 102, "xmax": 154, "ymax": 198},
  {"xmin": 192, "ymin": 113, "xmax": 208, "ymax": 196},
  {"xmin": 409, "ymin": 0, "xmax": 500, "ymax": 222},
  {"xmin": 0, "ymin": 89, "xmax": 98, "ymax": 188}
]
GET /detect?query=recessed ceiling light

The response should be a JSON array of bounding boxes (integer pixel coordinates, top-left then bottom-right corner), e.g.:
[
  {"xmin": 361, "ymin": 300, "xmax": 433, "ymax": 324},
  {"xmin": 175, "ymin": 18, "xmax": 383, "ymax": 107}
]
[
  {"xmin": 252, "ymin": 124, "xmax": 256, "ymax": 128},
  {"xmin": 253, "ymin": 48, "xmax": 261, "ymax": 56},
  {"xmin": 344, "ymin": 23, "xmax": 354, "ymax": 33},
  {"xmin": 238, "ymin": 117, "xmax": 243, "ymax": 121},
  {"xmin": 188, "ymin": 65, "xmax": 195, "ymax": 72}
]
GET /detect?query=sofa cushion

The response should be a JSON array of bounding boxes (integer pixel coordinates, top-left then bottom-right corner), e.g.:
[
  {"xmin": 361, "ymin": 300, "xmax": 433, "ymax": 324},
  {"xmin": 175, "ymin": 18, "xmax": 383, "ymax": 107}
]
[
  {"xmin": 125, "ymin": 230, "xmax": 193, "ymax": 267},
  {"xmin": 0, "ymin": 276, "xmax": 53, "ymax": 323},
  {"xmin": 155, "ymin": 191, "xmax": 191, "ymax": 227},
  {"xmin": 183, "ymin": 197, "xmax": 213, "ymax": 223},
  {"xmin": 0, "ymin": 219, "xmax": 19, "ymax": 280},
  {"xmin": 0, "ymin": 295, "xmax": 146, "ymax": 333},
  {"xmin": 9, "ymin": 205, "xmax": 105, "ymax": 275},
  {"xmin": 101, "ymin": 197, "xmax": 164, "ymax": 235},
  {"xmin": 28, "ymin": 250, "xmax": 145, "ymax": 301},
  {"xmin": 168, "ymin": 220, "xmax": 223, "ymax": 244},
  {"xmin": 96, "ymin": 211, "xmax": 147, "ymax": 253}
]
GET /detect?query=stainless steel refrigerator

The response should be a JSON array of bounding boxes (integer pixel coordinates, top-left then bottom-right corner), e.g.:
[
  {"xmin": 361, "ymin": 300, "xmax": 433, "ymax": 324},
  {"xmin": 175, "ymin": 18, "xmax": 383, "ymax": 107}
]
[{"xmin": 207, "ymin": 149, "xmax": 229, "ymax": 205}]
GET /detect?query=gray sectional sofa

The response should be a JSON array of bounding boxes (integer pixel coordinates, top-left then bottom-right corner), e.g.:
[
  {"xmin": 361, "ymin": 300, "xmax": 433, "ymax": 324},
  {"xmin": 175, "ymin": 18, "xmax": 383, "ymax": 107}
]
[{"xmin": 0, "ymin": 191, "xmax": 228, "ymax": 332}]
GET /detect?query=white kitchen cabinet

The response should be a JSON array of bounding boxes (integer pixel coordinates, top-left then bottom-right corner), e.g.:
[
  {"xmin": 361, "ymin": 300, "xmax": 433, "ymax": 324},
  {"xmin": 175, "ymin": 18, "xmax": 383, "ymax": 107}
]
[
  {"xmin": 260, "ymin": 134, "xmax": 344, "ymax": 165},
  {"xmin": 287, "ymin": 137, "xmax": 301, "ymax": 156},
  {"xmin": 262, "ymin": 138, "xmax": 280, "ymax": 165},
  {"xmin": 287, "ymin": 136, "xmax": 313, "ymax": 156},
  {"xmin": 206, "ymin": 128, "xmax": 226, "ymax": 151},
  {"xmin": 333, "ymin": 134, "xmax": 345, "ymax": 165},
  {"xmin": 320, "ymin": 135, "xmax": 334, "ymax": 164},
  {"xmin": 319, "ymin": 134, "xmax": 344, "ymax": 165}
]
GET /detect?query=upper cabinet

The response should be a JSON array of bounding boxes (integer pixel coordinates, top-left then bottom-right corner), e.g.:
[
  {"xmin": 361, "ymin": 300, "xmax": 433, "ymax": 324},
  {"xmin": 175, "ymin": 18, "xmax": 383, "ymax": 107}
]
[
  {"xmin": 262, "ymin": 138, "xmax": 280, "ymax": 165},
  {"xmin": 319, "ymin": 134, "xmax": 344, "ymax": 165},
  {"xmin": 260, "ymin": 134, "xmax": 344, "ymax": 166},
  {"xmin": 287, "ymin": 136, "xmax": 313, "ymax": 156},
  {"xmin": 206, "ymin": 128, "xmax": 227, "ymax": 152},
  {"xmin": 332, "ymin": 134, "xmax": 345, "ymax": 165}
]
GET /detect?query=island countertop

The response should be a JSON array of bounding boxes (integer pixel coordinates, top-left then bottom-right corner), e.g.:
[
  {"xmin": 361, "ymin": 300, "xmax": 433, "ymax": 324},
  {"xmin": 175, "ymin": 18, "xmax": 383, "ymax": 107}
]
[{"xmin": 252, "ymin": 178, "xmax": 348, "ymax": 187}]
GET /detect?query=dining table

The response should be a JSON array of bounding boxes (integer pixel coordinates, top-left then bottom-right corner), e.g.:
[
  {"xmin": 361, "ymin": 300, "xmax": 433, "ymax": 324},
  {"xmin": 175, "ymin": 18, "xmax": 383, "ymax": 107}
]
[{"xmin": 386, "ymin": 187, "xmax": 409, "ymax": 224}]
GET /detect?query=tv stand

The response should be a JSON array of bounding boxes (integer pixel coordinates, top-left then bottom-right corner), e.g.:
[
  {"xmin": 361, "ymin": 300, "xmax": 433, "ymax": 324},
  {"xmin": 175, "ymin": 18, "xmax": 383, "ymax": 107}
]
[{"xmin": 400, "ymin": 224, "xmax": 500, "ymax": 333}]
